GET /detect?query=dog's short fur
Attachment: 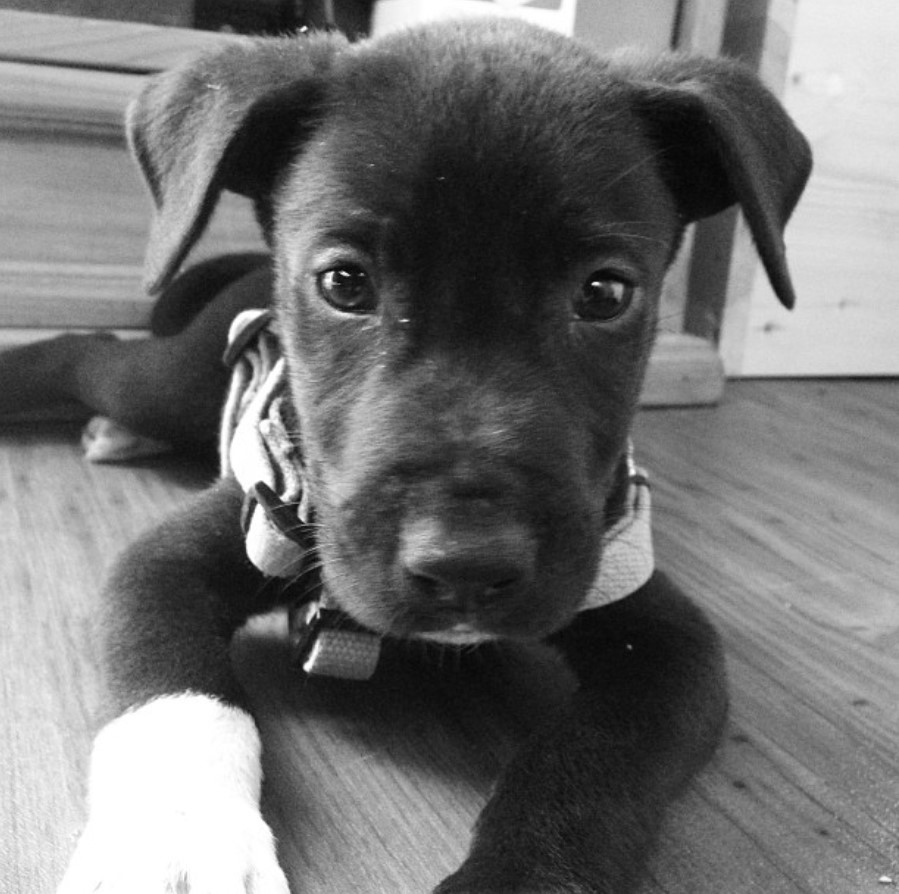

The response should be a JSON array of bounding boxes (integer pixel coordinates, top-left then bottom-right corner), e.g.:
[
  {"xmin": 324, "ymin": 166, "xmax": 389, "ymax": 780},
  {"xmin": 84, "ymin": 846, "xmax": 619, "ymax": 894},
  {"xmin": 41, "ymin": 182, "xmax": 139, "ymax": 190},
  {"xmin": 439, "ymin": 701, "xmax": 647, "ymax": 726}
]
[{"xmin": 1, "ymin": 18, "xmax": 811, "ymax": 893}]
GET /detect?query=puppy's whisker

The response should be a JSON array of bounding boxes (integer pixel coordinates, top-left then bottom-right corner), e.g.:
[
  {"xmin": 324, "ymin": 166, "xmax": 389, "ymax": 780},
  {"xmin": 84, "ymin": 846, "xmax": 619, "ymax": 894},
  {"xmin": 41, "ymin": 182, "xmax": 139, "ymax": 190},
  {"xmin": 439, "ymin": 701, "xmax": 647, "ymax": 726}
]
[{"xmin": 289, "ymin": 558, "xmax": 324, "ymax": 585}]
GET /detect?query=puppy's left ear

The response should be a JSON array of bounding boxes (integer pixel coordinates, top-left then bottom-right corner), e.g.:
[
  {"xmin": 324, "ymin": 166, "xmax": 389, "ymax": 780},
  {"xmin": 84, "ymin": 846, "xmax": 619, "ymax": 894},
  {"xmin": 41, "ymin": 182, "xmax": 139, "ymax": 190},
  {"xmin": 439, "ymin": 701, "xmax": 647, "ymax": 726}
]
[{"xmin": 620, "ymin": 54, "xmax": 812, "ymax": 309}]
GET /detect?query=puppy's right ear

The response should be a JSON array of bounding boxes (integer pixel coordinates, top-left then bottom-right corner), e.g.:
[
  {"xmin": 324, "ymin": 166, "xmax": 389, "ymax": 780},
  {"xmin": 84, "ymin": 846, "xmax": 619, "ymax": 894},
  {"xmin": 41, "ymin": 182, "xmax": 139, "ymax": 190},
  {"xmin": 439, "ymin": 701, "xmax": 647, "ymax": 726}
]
[
  {"xmin": 616, "ymin": 53, "xmax": 812, "ymax": 310},
  {"xmin": 127, "ymin": 32, "xmax": 346, "ymax": 293}
]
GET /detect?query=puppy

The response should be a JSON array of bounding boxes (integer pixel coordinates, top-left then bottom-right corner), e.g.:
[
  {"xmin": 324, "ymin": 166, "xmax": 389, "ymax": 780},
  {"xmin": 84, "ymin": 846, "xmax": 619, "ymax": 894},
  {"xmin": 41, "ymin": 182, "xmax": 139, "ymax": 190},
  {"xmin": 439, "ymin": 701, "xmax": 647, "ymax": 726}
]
[{"xmin": 4, "ymin": 18, "xmax": 811, "ymax": 894}]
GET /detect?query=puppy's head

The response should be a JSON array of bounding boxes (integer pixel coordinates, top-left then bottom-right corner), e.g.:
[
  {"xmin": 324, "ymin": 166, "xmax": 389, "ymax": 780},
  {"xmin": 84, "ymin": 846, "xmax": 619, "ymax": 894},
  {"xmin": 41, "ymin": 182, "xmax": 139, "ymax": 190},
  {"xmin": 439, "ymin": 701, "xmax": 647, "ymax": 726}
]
[{"xmin": 129, "ymin": 20, "xmax": 811, "ymax": 642}]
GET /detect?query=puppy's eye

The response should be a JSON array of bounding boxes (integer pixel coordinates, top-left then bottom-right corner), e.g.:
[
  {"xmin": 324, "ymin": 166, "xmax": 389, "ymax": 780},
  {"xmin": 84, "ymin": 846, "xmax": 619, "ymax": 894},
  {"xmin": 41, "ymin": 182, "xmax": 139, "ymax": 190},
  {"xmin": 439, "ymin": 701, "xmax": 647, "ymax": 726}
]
[
  {"xmin": 317, "ymin": 266, "xmax": 377, "ymax": 314},
  {"xmin": 573, "ymin": 271, "xmax": 635, "ymax": 322}
]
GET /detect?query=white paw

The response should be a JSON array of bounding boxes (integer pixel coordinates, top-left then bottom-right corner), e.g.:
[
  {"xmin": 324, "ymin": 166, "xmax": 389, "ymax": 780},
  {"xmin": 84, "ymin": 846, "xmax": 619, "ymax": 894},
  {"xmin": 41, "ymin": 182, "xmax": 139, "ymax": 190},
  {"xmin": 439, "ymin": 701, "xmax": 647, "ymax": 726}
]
[
  {"xmin": 58, "ymin": 694, "xmax": 288, "ymax": 893},
  {"xmin": 81, "ymin": 415, "xmax": 173, "ymax": 463},
  {"xmin": 58, "ymin": 800, "xmax": 290, "ymax": 894}
]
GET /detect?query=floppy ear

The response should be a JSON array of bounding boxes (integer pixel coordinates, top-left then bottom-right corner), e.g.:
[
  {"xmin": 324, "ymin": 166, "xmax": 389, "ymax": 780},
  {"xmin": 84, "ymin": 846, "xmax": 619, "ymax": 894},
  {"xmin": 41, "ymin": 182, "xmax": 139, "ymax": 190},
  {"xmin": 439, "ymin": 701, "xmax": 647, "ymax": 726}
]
[
  {"xmin": 127, "ymin": 32, "xmax": 347, "ymax": 293},
  {"xmin": 618, "ymin": 54, "xmax": 812, "ymax": 309}
]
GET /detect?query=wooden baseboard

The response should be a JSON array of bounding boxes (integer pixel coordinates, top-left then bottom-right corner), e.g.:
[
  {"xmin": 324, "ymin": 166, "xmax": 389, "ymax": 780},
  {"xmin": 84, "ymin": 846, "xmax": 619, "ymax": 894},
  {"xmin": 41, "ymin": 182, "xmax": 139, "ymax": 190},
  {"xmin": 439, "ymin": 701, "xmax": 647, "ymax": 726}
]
[
  {"xmin": 0, "ymin": 262, "xmax": 149, "ymax": 329},
  {"xmin": 0, "ymin": 10, "xmax": 241, "ymax": 71},
  {"xmin": 640, "ymin": 332, "xmax": 725, "ymax": 406}
]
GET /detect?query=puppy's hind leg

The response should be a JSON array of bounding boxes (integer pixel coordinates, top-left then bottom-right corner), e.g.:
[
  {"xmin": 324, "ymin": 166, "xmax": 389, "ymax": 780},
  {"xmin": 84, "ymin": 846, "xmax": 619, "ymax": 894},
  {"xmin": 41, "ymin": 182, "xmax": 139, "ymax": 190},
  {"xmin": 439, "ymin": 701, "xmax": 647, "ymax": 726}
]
[
  {"xmin": 149, "ymin": 252, "xmax": 269, "ymax": 336},
  {"xmin": 0, "ymin": 259, "xmax": 272, "ymax": 459}
]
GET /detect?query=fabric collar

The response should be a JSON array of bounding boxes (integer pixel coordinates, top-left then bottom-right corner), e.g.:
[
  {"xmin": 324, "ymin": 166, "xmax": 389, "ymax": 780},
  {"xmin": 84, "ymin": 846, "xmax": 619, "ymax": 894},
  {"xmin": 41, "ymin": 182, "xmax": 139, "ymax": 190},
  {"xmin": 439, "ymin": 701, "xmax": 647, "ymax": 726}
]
[{"xmin": 221, "ymin": 309, "xmax": 653, "ymax": 680}]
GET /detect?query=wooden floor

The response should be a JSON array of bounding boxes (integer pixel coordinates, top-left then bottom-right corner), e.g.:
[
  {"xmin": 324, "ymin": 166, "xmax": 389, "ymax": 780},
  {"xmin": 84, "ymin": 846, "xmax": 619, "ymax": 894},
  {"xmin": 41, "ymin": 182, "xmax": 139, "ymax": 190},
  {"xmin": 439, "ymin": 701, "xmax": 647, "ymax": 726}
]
[{"xmin": 1, "ymin": 379, "xmax": 897, "ymax": 894}]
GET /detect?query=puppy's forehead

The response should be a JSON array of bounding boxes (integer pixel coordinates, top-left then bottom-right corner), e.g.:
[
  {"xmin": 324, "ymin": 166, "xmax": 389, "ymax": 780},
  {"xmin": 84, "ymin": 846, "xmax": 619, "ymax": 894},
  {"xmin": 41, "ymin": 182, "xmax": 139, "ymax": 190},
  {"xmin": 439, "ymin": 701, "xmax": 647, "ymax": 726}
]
[{"xmin": 280, "ymin": 24, "xmax": 678, "ymax": 268}]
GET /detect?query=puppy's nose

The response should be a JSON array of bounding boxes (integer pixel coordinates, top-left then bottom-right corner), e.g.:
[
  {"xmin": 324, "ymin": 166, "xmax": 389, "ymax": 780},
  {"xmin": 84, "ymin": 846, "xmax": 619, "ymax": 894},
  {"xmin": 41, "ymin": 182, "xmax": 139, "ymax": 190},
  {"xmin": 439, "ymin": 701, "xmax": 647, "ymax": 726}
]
[{"xmin": 401, "ymin": 518, "xmax": 535, "ymax": 611}]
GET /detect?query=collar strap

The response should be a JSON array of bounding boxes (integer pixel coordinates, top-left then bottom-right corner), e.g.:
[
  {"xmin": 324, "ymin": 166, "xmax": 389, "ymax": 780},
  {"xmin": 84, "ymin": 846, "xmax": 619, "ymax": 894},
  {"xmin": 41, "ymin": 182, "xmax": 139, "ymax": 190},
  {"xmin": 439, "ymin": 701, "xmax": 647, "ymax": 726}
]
[
  {"xmin": 580, "ymin": 447, "xmax": 653, "ymax": 612},
  {"xmin": 221, "ymin": 309, "xmax": 653, "ymax": 681},
  {"xmin": 222, "ymin": 310, "xmax": 310, "ymax": 578}
]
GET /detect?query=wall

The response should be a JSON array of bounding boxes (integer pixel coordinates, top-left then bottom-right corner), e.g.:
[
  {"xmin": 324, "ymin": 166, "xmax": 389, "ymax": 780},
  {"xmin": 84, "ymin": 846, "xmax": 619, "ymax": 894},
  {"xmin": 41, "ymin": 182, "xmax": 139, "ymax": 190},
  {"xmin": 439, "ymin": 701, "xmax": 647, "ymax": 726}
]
[{"xmin": 722, "ymin": 0, "xmax": 899, "ymax": 376}]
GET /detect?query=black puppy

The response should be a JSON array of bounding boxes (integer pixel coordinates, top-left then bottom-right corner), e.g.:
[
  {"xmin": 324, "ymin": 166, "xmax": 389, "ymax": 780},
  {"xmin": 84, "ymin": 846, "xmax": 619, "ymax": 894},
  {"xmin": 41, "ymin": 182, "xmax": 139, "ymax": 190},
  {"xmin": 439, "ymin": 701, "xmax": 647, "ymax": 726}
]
[{"xmin": 6, "ymin": 18, "xmax": 811, "ymax": 894}]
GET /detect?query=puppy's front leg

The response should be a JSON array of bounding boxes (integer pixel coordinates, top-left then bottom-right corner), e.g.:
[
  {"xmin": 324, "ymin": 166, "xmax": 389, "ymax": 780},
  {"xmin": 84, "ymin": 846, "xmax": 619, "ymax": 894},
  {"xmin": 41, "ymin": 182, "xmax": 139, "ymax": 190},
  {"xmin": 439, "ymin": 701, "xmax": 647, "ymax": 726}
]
[
  {"xmin": 59, "ymin": 479, "xmax": 290, "ymax": 894},
  {"xmin": 437, "ymin": 573, "xmax": 728, "ymax": 894}
]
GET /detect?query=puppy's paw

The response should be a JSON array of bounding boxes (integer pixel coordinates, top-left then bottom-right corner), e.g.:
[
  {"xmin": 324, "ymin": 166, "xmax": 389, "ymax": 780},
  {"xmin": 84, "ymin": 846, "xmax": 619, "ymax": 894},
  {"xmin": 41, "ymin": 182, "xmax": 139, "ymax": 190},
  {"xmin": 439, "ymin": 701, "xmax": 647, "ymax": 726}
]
[
  {"xmin": 81, "ymin": 415, "xmax": 173, "ymax": 463},
  {"xmin": 59, "ymin": 694, "xmax": 286, "ymax": 893},
  {"xmin": 58, "ymin": 800, "xmax": 290, "ymax": 894}
]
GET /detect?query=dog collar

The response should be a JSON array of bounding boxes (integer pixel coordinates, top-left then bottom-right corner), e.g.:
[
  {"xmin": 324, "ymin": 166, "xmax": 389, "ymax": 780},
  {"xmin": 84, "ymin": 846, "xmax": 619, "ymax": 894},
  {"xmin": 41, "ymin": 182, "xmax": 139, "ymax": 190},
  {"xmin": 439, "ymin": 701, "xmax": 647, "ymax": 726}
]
[{"xmin": 221, "ymin": 309, "xmax": 654, "ymax": 680}]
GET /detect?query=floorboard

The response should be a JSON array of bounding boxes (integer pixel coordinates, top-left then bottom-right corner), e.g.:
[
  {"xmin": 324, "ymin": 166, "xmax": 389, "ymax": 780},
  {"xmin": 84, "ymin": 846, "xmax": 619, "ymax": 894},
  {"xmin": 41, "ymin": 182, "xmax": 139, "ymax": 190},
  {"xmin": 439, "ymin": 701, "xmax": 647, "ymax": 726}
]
[{"xmin": 1, "ymin": 380, "xmax": 897, "ymax": 893}]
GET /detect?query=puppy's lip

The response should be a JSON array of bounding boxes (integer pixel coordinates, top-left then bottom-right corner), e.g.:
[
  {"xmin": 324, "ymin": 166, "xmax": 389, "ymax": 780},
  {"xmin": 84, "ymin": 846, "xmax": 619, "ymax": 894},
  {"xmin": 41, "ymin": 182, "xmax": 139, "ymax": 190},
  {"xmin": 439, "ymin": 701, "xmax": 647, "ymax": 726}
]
[
  {"xmin": 347, "ymin": 599, "xmax": 573, "ymax": 643},
  {"xmin": 394, "ymin": 607, "xmax": 558, "ymax": 644},
  {"xmin": 378, "ymin": 604, "xmax": 495, "ymax": 641},
  {"xmin": 413, "ymin": 620, "xmax": 497, "ymax": 646}
]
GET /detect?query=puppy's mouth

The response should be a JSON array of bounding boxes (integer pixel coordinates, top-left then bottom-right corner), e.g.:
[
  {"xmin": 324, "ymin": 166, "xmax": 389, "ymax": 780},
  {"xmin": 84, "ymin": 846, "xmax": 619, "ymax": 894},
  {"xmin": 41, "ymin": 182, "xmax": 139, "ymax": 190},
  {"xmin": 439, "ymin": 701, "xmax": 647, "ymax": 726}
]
[
  {"xmin": 375, "ymin": 597, "xmax": 499, "ymax": 644},
  {"xmin": 416, "ymin": 624, "xmax": 494, "ymax": 646},
  {"xmin": 314, "ymin": 505, "xmax": 601, "ymax": 643},
  {"xmin": 309, "ymin": 446, "xmax": 650, "ymax": 646},
  {"xmin": 388, "ymin": 599, "xmax": 525, "ymax": 644},
  {"xmin": 321, "ymin": 564, "xmax": 589, "ymax": 645}
]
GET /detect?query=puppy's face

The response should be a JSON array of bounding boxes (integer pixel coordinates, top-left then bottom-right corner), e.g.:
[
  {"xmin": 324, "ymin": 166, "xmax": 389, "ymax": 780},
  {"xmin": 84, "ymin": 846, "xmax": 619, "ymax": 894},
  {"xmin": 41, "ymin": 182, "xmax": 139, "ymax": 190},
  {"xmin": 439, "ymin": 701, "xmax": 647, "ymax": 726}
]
[
  {"xmin": 128, "ymin": 18, "xmax": 809, "ymax": 643},
  {"xmin": 273, "ymin": 36, "xmax": 680, "ymax": 642}
]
